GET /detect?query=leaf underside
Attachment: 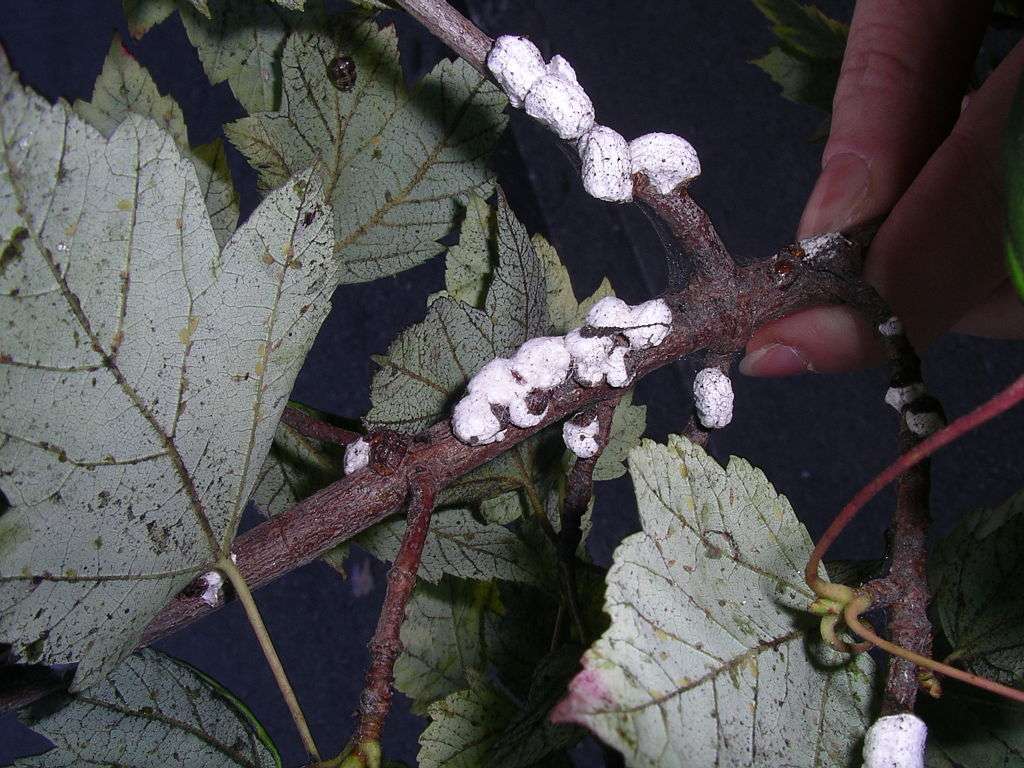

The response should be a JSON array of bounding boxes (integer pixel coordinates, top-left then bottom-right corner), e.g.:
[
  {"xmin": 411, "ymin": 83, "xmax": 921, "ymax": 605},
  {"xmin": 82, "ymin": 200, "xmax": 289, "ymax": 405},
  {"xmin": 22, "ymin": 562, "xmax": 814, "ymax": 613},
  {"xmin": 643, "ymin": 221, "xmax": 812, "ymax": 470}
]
[
  {"xmin": 553, "ymin": 436, "xmax": 873, "ymax": 767},
  {"xmin": 930, "ymin": 489, "xmax": 1024, "ymax": 687},
  {"xmin": 15, "ymin": 648, "xmax": 281, "ymax": 768},
  {"xmin": 0, "ymin": 47, "xmax": 334, "ymax": 687},
  {"xmin": 226, "ymin": 18, "xmax": 507, "ymax": 284}
]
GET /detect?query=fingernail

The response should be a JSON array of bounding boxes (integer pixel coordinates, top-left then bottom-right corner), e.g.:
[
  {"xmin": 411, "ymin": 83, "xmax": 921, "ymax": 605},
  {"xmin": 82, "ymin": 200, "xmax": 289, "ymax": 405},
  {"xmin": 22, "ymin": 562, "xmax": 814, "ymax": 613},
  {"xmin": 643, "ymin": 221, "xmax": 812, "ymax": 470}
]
[
  {"xmin": 798, "ymin": 152, "xmax": 872, "ymax": 238},
  {"xmin": 739, "ymin": 344, "xmax": 813, "ymax": 377}
]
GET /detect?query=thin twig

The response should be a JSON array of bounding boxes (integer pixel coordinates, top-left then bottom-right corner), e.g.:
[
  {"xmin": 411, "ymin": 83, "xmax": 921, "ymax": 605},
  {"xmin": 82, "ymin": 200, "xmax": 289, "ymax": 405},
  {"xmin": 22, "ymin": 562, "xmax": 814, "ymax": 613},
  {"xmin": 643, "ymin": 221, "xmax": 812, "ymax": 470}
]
[
  {"xmin": 348, "ymin": 470, "xmax": 436, "ymax": 764},
  {"xmin": 218, "ymin": 556, "xmax": 321, "ymax": 761},
  {"xmin": 281, "ymin": 405, "xmax": 361, "ymax": 446}
]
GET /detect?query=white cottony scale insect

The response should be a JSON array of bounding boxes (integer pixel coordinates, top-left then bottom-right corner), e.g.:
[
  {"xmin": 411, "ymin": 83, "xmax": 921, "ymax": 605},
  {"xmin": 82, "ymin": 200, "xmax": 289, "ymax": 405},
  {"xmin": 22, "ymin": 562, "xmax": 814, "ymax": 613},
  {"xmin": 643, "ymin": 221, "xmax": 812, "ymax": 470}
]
[
  {"xmin": 885, "ymin": 383, "xmax": 926, "ymax": 412},
  {"xmin": 796, "ymin": 232, "xmax": 845, "ymax": 262},
  {"xmin": 693, "ymin": 367, "xmax": 734, "ymax": 429},
  {"xmin": 586, "ymin": 296, "xmax": 672, "ymax": 349},
  {"xmin": 546, "ymin": 54, "xmax": 578, "ymax": 83},
  {"xmin": 344, "ymin": 437, "xmax": 370, "ymax": 475},
  {"xmin": 450, "ymin": 300, "xmax": 673, "ymax": 446},
  {"xmin": 905, "ymin": 409, "xmax": 945, "ymax": 438},
  {"xmin": 510, "ymin": 336, "xmax": 572, "ymax": 391},
  {"xmin": 579, "ymin": 126, "xmax": 633, "ymax": 203},
  {"xmin": 878, "ymin": 316, "xmax": 904, "ymax": 337},
  {"xmin": 629, "ymin": 132, "xmax": 701, "ymax": 194},
  {"xmin": 862, "ymin": 714, "xmax": 927, "ymax": 768},
  {"xmin": 486, "ymin": 35, "xmax": 546, "ymax": 108},
  {"xmin": 199, "ymin": 570, "xmax": 224, "ymax": 607},
  {"xmin": 452, "ymin": 391, "xmax": 507, "ymax": 445},
  {"xmin": 563, "ymin": 329, "xmax": 619, "ymax": 387},
  {"xmin": 563, "ymin": 414, "xmax": 601, "ymax": 458},
  {"xmin": 524, "ymin": 72, "xmax": 596, "ymax": 140}
]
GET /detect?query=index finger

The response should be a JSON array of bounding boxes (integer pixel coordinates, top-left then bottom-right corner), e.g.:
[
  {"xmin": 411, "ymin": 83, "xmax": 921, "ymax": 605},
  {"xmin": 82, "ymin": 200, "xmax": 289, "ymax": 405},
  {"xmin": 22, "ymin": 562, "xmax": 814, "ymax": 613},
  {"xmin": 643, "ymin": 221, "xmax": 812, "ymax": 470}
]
[{"xmin": 798, "ymin": 0, "xmax": 991, "ymax": 238}]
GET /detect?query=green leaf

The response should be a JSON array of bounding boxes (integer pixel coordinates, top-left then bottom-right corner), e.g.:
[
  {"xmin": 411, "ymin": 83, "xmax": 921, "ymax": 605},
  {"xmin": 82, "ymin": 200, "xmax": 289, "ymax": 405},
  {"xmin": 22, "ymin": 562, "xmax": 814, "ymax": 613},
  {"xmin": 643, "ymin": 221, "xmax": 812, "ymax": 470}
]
[
  {"xmin": 930, "ymin": 489, "xmax": 1024, "ymax": 687},
  {"xmin": 751, "ymin": 47, "xmax": 842, "ymax": 113},
  {"xmin": 122, "ymin": 0, "xmax": 178, "ymax": 39},
  {"xmin": 192, "ymin": 138, "xmax": 241, "ymax": 248},
  {"xmin": 16, "ymin": 649, "xmax": 281, "ymax": 767},
  {"xmin": 179, "ymin": 0, "xmax": 311, "ymax": 115},
  {"xmin": 250, "ymin": 406, "xmax": 346, "ymax": 520},
  {"xmin": 418, "ymin": 671, "xmax": 574, "ymax": 768},
  {"xmin": 750, "ymin": 1, "xmax": 847, "ymax": 114},
  {"xmin": 995, "ymin": 0, "xmax": 1024, "ymax": 18},
  {"xmin": 185, "ymin": 0, "xmax": 212, "ymax": 18},
  {"xmin": 74, "ymin": 37, "xmax": 239, "ymax": 246},
  {"xmin": 394, "ymin": 576, "xmax": 502, "ymax": 713},
  {"xmin": 922, "ymin": 686, "xmax": 1024, "ymax": 767},
  {"xmin": 552, "ymin": 436, "xmax": 873, "ymax": 767},
  {"xmin": 358, "ymin": 508, "xmax": 542, "ymax": 584},
  {"xmin": 486, "ymin": 646, "xmax": 586, "ymax": 768},
  {"xmin": 428, "ymin": 194, "xmax": 495, "ymax": 307},
  {"xmin": 1004, "ymin": 64, "xmax": 1024, "ymax": 302},
  {"xmin": 534, "ymin": 231, "xmax": 614, "ymax": 334},
  {"xmin": 419, "ymin": 676, "xmax": 519, "ymax": 768},
  {"xmin": 367, "ymin": 193, "xmax": 546, "ymax": 431},
  {"xmin": 593, "ymin": 392, "xmax": 646, "ymax": 482},
  {"xmin": 74, "ymin": 35, "xmax": 188, "ymax": 148},
  {"xmin": 0, "ymin": 48, "xmax": 335, "ymax": 687},
  {"xmin": 226, "ymin": 20, "xmax": 507, "ymax": 283},
  {"xmin": 751, "ymin": 0, "xmax": 847, "ymax": 60}
]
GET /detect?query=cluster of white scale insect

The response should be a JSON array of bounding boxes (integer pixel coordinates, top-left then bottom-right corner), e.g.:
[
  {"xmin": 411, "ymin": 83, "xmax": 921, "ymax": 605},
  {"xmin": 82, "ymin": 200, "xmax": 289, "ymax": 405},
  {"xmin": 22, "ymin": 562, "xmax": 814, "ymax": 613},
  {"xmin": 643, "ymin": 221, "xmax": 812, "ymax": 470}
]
[
  {"xmin": 344, "ymin": 34, "xmax": 730, "ymax": 470},
  {"xmin": 486, "ymin": 36, "xmax": 701, "ymax": 203}
]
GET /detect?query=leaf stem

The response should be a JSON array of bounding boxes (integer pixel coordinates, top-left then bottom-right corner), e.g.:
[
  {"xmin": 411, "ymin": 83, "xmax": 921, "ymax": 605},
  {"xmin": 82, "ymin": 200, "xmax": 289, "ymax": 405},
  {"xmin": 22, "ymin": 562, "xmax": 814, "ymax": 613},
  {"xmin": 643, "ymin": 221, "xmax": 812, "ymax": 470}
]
[
  {"xmin": 843, "ymin": 594, "xmax": 1024, "ymax": 704},
  {"xmin": 218, "ymin": 556, "xmax": 321, "ymax": 761}
]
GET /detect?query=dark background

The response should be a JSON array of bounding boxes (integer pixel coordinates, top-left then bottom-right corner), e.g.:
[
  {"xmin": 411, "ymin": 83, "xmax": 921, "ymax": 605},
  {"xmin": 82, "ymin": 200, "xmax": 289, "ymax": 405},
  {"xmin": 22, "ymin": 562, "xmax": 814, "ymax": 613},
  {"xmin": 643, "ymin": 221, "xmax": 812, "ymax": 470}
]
[{"xmin": 2, "ymin": 1, "xmax": 1022, "ymax": 765}]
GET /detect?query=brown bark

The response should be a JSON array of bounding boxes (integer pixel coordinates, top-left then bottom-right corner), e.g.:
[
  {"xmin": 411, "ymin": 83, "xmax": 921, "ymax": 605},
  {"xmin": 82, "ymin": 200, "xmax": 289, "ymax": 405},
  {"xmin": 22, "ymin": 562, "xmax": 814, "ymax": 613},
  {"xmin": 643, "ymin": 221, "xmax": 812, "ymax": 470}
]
[{"xmin": 352, "ymin": 470, "xmax": 436, "ymax": 753}]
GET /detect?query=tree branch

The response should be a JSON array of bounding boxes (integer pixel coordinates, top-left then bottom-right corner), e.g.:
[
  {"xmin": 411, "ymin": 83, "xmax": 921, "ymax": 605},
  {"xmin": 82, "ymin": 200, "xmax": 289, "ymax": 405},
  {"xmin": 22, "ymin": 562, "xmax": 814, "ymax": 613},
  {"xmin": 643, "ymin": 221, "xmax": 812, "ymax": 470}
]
[
  {"xmin": 280, "ymin": 405, "xmax": 361, "ymax": 446},
  {"xmin": 0, "ymin": 232, "xmax": 868, "ymax": 713}
]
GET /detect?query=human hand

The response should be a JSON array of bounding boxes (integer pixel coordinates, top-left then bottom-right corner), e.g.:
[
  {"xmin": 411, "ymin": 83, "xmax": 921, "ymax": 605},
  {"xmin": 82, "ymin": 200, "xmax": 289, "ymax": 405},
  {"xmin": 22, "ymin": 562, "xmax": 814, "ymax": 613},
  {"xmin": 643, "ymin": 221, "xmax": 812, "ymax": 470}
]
[{"xmin": 740, "ymin": 0, "xmax": 1024, "ymax": 377}]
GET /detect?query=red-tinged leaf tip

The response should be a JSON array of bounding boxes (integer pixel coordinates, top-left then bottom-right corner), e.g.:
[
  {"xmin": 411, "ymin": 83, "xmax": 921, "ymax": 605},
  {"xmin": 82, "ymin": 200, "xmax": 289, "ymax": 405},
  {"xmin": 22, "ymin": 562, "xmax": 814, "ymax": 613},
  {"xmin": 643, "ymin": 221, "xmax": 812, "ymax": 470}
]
[{"xmin": 549, "ymin": 666, "xmax": 613, "ymax": 725}]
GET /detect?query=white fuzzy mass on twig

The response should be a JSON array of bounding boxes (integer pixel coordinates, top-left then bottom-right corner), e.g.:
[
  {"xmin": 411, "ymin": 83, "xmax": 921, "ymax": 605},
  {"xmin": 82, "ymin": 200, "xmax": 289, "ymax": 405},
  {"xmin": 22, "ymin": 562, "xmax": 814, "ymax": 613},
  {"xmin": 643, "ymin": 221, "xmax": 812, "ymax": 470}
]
[
  {"xmin": 344, "ymin": 436, "xmax": 371, "ymax": 475},
  {"xmin": 563, "ymin": 414, "xmax": 601, "ymax": 458},
  {"xmin": 862, "ymin": 714, "xmax": 927, "ymax": 768},
  {"xmin": 486, "ymin": 36, "xmax": 702, "ymax": 203},
  {"xmin": 579, "ymin": 125, "xmax": 633, "ymax": 202},
  {"xmin": 693, "ymin": 367, "xmax": 733, "ymax": 429},
  {"xmin": 450, "ymin": 297, "xmax": 673, "ymax": 446},
  {"xmin": 629, "ymin": 132, "xmax": 701, "ymax": 194},
  {"xmin": 199, "ymin": 570, "xmax": 224, "ymax": 607},
  {"xmin": 486, "ymin": 35, "xmax": 546, "ymax": 108},
  {"xmin": 524, "ymin": 71, "xmax": 595, "ymax": 140}
]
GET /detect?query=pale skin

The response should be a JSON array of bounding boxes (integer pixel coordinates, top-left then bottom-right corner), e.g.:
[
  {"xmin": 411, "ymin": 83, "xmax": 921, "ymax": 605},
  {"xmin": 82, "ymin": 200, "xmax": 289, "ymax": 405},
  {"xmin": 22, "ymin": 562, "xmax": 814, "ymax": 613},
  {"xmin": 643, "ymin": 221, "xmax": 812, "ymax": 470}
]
[{"xmin": 740, "ymin": 0, "xmax": 1024, "ymax": 377}]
